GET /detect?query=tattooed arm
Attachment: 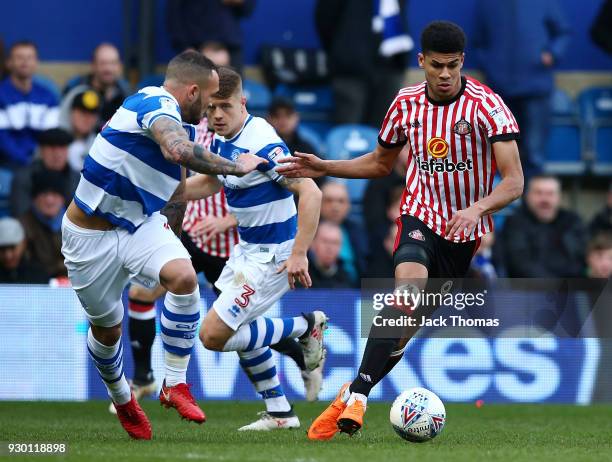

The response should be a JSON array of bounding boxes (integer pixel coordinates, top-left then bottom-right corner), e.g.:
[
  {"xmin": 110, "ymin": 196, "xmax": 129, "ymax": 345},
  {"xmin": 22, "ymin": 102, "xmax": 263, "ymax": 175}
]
[
  {"xmin": 161, "ymin": 166, "xmax": 188, "ymax": 236},
  {"xmin": 275, "ymin": 176, "xmax": 322, "ymax": 289},
  {"xmin": 149, "ymin": 116, "xmax": 266, "ymax": 176}
]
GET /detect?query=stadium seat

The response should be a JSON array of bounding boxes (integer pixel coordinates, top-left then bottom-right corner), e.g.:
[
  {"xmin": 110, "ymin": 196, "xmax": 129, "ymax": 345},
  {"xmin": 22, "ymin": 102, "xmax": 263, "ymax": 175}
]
[
  {"xmin": 135, "ymin": 73, "xmax": 165, "ymax": 90},
  {"xmin": 544, "ymin": 89, "xmax": 584, "ymax": 175},
  {"xmin": 0, "ymin": 168, "xmax": 14, "ymax": 217},
  {"xmin": 326, "ymin": 125, "xmax": 379, "ymax": 205},
  {"xmin": 274, "ymin": 84, "xmax": 333, "ymax": 123},
  {"xmin": 578, "ymin": 86, "xmax": 612, "ymax": 175},
  {"xmin": 243, "ymin": 79, "xmax": 271, "ymax": 117},
  {"xmin": 33, "ymin": 75, "xmax": 61, "ymax": 100},
  {"xmin": 297, "ymin": 124, "xmax": 326, "ymax": 155}
]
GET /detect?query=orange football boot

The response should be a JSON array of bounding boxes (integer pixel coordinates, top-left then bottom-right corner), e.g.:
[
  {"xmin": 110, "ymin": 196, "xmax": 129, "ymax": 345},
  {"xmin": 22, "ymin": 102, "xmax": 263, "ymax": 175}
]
[
  {"xmin": 307, "ymin": 382, "xmax": 350, "ymax": 441},
  {"xmin": 337, "ymin": 398, "xmax": 366, "ymax": 436}
]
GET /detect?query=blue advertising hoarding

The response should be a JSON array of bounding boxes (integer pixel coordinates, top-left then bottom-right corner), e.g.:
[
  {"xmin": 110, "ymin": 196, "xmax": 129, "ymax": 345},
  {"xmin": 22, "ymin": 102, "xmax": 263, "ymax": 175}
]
[{"xmin": 0, "ymin": 285, "xmax": 602, "ymax": 404}]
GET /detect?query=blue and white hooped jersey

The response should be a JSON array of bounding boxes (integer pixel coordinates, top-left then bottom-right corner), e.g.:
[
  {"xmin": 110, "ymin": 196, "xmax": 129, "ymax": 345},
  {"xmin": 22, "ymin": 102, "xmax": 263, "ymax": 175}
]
[
  {"xmin": 210, "ymin": 115, "xmax": 297, "ymax": 262},
  {"xmin": 73, "ymin": 86, "xmax": 195, "ymax": 233}
]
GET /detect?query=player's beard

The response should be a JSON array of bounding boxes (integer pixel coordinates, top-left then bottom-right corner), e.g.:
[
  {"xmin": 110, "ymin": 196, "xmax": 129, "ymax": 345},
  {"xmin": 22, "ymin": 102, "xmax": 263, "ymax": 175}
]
[{"xmin": 183, "ymin": 99, "xmax": 203, "ymax": 125}]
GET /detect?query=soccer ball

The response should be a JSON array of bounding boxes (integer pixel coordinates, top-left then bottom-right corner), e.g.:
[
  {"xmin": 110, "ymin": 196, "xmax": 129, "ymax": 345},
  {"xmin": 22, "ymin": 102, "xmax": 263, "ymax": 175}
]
[{"xmin": 389, "ymin": 387, "xmax": 446, "ymax": 442}]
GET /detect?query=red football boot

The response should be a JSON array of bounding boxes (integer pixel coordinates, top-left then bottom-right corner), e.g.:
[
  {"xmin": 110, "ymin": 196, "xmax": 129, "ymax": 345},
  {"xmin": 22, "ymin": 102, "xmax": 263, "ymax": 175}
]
[
  {"xmin": 113, "ymin": 393, "xmax": 152, "ymax": 440},
  {"xmin": 159, "ymin": 381, "xmax": 206, "ymax": 423}
]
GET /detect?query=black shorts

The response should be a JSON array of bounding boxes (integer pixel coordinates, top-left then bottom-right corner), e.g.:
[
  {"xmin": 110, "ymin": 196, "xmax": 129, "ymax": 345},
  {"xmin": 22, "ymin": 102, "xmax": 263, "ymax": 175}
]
[
  {"xmin": 180, "ymin": 233, "xmax": 227, "ymax": 295},
  {"xmin": 392, "ymin": 215, "xmax": 480, "ymax": 278}
]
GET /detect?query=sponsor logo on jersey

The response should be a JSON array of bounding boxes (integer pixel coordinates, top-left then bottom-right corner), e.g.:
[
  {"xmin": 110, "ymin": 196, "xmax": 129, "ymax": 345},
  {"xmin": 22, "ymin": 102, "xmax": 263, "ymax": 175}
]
[
  {"xmin": 489, "ymin": 107, "xmax": 509, "ymax": 126},
  {"xmin": 411, "ymin": 119, "xmax": 421, "ymax": 128},
  {"xmin": 231, "ymin": 149, "xmax": 241, "ymax": 161},
  {"xmin": 268, "ymin": 146, "xmax": 284, "ymax": 160},
  {"xmin": 427, "ymin": 137, "xmax": 449, "ymax": 158},
  {"xmin": 408, "ymin": 229, "xmax": 426, "ymax": 242},
  {"xmin": 159, "ymin": 96, "xmax": 176, "ymax": 111},
  {"xmin": 416, "ymin": 156, "xmax": 473, "ymax": 173},
  {"xmin": 453, "ymin": 118, "xmax": 472, "ymax": 135}
]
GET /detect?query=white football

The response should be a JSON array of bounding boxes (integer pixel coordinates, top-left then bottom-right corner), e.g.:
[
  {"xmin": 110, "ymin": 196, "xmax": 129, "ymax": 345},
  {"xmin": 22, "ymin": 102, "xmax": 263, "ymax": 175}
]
[{"xmin": 389, "ymin": 387, "xmax": 446, "ymax": 442}]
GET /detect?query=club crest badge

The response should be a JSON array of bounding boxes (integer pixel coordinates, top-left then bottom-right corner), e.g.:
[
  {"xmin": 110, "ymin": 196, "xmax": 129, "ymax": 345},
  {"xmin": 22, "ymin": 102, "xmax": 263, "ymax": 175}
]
[{"xmin": 453, "ymin": 118, "xmax": 472, "ymax": 135}]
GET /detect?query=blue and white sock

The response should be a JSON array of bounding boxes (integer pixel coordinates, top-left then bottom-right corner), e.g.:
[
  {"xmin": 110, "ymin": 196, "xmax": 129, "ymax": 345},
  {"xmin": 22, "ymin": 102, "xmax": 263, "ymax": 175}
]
[
  {"xmin": 223, "ymin": 316, "xmax": 308, "ymax": 352},
  {"xmin": 238, "ymin": 347, "xmax": 291, "ymax": 413},
  {"xmin": 160, "ymin": 288, "xmax": 202, "ymax": 386},
  {"xmin": 87, "ymin": 328, "xmax": 131, "ymax": 405}
]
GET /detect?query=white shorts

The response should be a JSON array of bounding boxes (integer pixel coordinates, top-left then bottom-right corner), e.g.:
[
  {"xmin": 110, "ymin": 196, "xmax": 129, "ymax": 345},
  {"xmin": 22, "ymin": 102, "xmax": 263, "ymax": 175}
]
[
  {"xmin": 213, "ymin": 249, "xmax": 289, "ymax": 331},
  {"xmin": 61, "ymin": 213, "xmax": 190, "ymax": 327}
]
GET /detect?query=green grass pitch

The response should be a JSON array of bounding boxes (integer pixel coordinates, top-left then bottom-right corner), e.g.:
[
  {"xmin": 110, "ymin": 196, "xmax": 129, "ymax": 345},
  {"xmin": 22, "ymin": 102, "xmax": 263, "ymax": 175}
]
[{"xmin": 0, "ymin": 401, "xmax": 610, "ymax": 461}]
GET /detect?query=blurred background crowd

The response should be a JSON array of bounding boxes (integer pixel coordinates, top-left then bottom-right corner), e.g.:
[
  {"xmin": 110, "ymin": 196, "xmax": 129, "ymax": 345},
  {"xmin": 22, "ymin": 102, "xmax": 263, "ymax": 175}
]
[{"xmin": 0, "ymin": 0, "xmax": 611, "ymax": 286}]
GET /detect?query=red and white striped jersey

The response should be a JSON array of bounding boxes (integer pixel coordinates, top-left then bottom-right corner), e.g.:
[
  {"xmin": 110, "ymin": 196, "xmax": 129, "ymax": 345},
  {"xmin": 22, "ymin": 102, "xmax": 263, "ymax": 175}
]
[
  {"xmin": 378, "ymin": 76, "xmax": 519, "ymax": 242},
  {"xmin": 182, "ymin": 118, "xmax": 238, "ymax": 258}
]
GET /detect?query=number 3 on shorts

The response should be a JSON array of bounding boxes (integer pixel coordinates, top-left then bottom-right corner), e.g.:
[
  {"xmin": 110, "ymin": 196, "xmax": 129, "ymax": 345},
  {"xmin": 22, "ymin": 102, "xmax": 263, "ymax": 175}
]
[{"xmin": 234, "ymin": 284, "xmax": 255, "ymax": 308}]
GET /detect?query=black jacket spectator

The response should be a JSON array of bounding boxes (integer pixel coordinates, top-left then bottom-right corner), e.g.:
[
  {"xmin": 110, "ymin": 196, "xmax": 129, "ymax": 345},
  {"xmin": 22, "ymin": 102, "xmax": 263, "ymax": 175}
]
[
  {"xmin": 362, "ymin": 168, "xmax": 405, "ymax": 255},
  {"xmin": 10, "ymin": 128, "xmax": 78, "ymax": 217},
  {"xmin": 0, "ymin": 217, "xmax": 48, "ymax": 283},
  {"xmin": 500, "ymin": 203, "xmax": 587, "ymax": 278},
  {"xmin": 308, "ymin": 254, "xmax": 354, "ymax": 289},
  {"xmin": 167, "ymin": 0, "xmax": 256, "ymax": 71}
]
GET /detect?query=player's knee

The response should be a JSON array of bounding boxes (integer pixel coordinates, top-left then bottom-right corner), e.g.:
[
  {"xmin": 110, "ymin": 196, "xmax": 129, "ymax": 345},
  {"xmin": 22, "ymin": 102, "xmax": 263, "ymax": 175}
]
[
  {"xmin": 199, "ymin": 328, "xmax": 225, "ymax": 351},
  {"xmin": 166, "ymin": 266, "xmax": 198, "ymax": 295},
  {"xmin": 91, "ymin": 323, "xmax": 122, "ymax": 346}
]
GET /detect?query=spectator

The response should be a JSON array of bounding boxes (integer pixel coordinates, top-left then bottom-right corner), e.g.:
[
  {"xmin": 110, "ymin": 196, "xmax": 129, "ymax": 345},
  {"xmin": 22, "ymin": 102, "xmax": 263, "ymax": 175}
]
[
  {"xmin": 60, "ymin": 90, "xmax": 101, "ymax": 171},
  {"xmin": 308, "ymin": 221, "xmax": 354, "ymax": 288},
  {"xmin": 315, "ymin": 0, "xmax": 411, "ymax": 126},
  {"xmin": 0, "ymin": 217, "xmax": 48, "ymax": 283},
  {"xmin": 363, "ymin": 147, "xmax": 408, "ymax": 254},
  {"xmin": 0, "ymin": 41, "xmax": 59, "ymax": 168},
  {"xmin": 589, "ymin": 182, "xmax": 612, "ymax": 237},
  {"xmin": 10, "ymin": 128, "xmax": 77, "ymax": 217},
  {"xmin": 62, "ymin": 43, "xmax": 129, "ymax": 125},
  {"xmin": 167, "ymin": 0, "xmax": 256, "ymax": 73},
  {"xmin": 268, "ymin": 98, "xmax": 318, "ymax": 157},
  {"xmin": 586, "ymin": 232, "xmax": 612, "ymax": 279},
  {"xmin": 320, "ymin": 181, "xmax": 368, "ymax": 282},
  {"xmin": 19, "ymin": 170, "xmax": 67, "ymax": 278},
  {"xmin": 473, "ymin": 0, "xmax": 571, "ymax": 179},
  {"xmin": 200, "ymin": 41, "xmax": 231, "ymax": 67},
  {"xmin": 365, "ymin": 224, "xmax": 396, "ymax": 278},
  {"xmin": 499, "ymin": 175, "xmax": 586, "ymax": 278}
]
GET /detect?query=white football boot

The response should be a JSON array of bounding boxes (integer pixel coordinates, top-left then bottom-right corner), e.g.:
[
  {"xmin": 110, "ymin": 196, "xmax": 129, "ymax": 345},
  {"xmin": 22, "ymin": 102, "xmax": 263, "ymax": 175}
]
[
  {"xmin": 299, "ymin": 311, "xmax": 328, "ymax": 371},
  {"xmin": 238, "ymin": 411, "xmax": 300, "ymax": 431},
  {"xmin": 301, "ymin": 349, "xmax": 326, "ymax": 401}
]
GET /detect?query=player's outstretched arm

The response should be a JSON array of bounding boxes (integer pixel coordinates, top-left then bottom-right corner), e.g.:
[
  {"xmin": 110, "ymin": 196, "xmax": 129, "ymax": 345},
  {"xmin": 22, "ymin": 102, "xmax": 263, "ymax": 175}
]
[
  {"xmin": 276, "ymin": 143, "xmax": 404, "ymax": 179},
  {"xmin": 150, "ymin": 116, "xmax": 266, "ymax": 176},
  {"xmin": 445, "ymin": 140, "xmax": 524, "ymax": 239},
  {"xmin": 184, "ymin": 174, "xmax": 223, "ymax": 201},
  {"xmin": 275, "ymin": 177, "xmax": 322, "ymax": 289}
]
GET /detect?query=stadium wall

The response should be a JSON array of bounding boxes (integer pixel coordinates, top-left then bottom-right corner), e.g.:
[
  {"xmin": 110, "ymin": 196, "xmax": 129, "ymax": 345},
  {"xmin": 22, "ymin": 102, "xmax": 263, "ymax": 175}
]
[
  {"xmin": 3, "ymin": 0, "xmax": 611, "ymax": 70},
  {"xmin": 0, "ymin": 285, "xmax": 607, "ymax": 404}
]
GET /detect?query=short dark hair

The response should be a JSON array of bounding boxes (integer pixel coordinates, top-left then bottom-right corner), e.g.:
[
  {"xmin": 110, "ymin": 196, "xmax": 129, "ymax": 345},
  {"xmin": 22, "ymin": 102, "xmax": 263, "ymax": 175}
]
[
  {"xmin": 528, "ymin": 174, "xmax": 561, "ymax": 191},
  {"xmin": 165, "ymin": 50, "xmax": 216, "ymax": 84},
  {"xmin": 213, "ymin": 66, "xmax": 242, "ymax": 99},
  {"xmin": 8, "ymin": 40, "xmax": 37, "ymax": 56},
  {"xmin": 587, "ymin": 232, "xmax": 612, "ymax": 255},
  {"xmin": 421, "ymin": 21, "xmax": 466, "ymax": 54},
  {"xmin": 268, "ymin": 97, "xmax": 296, "ymax": 116}
]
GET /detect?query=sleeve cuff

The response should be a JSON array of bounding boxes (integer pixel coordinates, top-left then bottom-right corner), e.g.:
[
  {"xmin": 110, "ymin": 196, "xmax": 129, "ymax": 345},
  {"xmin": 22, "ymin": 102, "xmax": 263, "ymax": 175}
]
[
  {"xmin": 378, "ymin": 136, "xmax": 407, "ymax": 149},
  {"xmin": 490, "ymin": 132, "xmax": 520, "ymax": 144}
]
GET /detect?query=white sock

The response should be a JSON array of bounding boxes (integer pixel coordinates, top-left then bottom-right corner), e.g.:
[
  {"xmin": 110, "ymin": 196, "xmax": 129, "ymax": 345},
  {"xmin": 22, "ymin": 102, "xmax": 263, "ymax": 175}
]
[
  {"xmin": 164, "ymin": 351, "xmax": 190, "ymax": 386},
  {"xmin": 347, "ymin": 392, "xmax": 368, "ymax": 409},
  {"xmin": 237, "ymin": 347, "xmax": 291, "ymax": 413},
  {"xmin": 87, "ymin": 328, "xmax": 131, "ymax": 405},
  {"xmin": 223, "ymin": 315, "xmax": 309, "ymax": 352}
]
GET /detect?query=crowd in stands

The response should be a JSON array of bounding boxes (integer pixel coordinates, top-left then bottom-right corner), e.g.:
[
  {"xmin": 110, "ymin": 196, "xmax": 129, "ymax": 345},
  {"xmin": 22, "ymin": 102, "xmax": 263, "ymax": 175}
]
[{"xmin": 1, "ymin": 0, "xmax": 611, "ymax": 286}]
